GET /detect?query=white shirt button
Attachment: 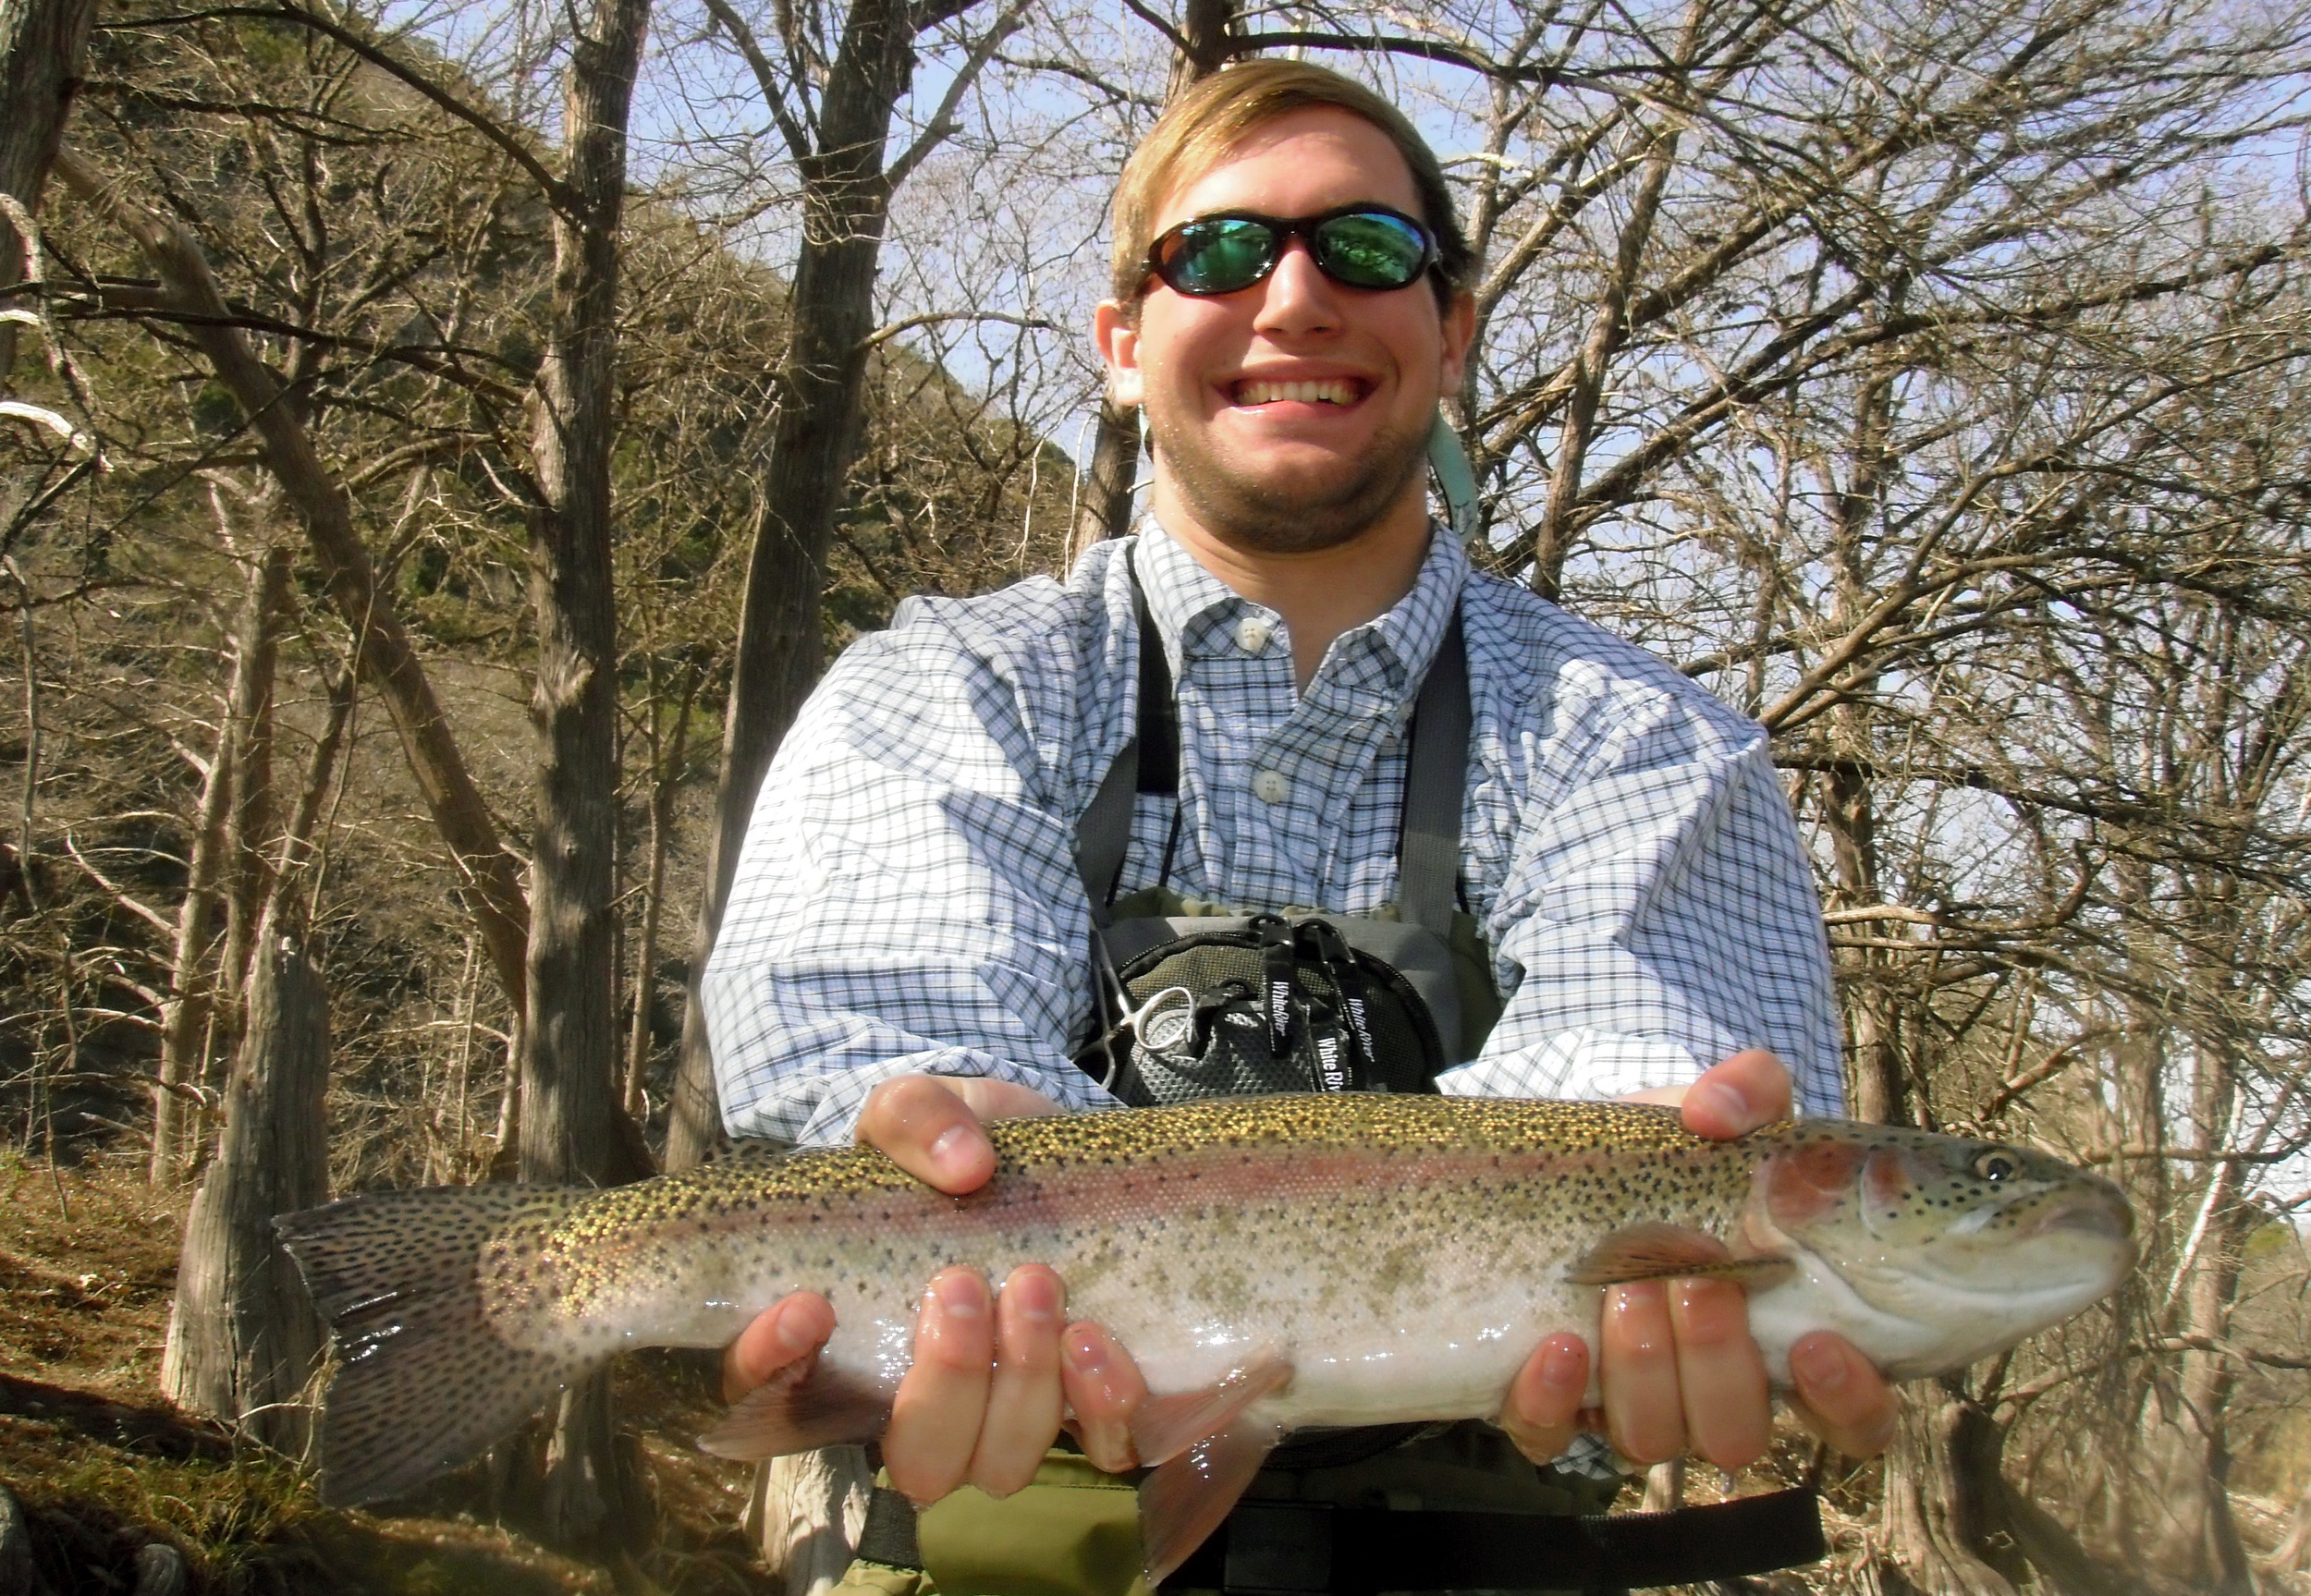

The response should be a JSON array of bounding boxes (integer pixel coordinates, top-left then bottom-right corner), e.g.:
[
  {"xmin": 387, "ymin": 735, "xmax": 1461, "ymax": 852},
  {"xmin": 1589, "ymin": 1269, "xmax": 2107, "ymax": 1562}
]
[
  {"xmin": 1253, "ymin": 769, "xmax": 1290, "ymax": 804},
  {"xmin": 1233, "ymin": 616, "xmax": 1274, "ymax": 654}
]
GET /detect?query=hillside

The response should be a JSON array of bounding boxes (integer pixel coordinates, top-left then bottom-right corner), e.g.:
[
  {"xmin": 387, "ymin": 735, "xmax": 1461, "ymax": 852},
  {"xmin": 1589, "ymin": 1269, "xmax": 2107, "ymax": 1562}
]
[{"xmin": 0, "ymin": 1152, "xmax": 776, "ymax": 1594}]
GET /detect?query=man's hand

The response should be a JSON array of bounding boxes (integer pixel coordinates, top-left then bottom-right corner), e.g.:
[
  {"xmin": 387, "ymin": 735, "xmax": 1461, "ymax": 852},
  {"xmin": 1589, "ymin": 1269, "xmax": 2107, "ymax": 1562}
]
[
  {"xmin": 1498, "ymin": 1050, "xmax": 1900, "ymax": 1471},
  {"xmin": 720, "ymin": 1076, "xmax": 1150, "ymax": 1502}
]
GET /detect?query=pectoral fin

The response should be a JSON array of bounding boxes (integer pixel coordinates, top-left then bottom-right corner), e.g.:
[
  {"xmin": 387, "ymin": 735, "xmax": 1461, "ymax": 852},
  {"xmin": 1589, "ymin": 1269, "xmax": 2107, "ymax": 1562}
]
[
  {"xmin": 1567, "ymin": 1222, "xmax": 1794, "ymax": 1290},
  {"xmin": 1138, "ymin": 1417, "xmax": 1282, "ymax": 1586},
  {"xmin": 697, "ymin": 1356, "xmax": 894, "ymax": 1460},
  {"xmin": 1128, "ymin": 1355, "xmax": 1293, "ymax": 1466}
]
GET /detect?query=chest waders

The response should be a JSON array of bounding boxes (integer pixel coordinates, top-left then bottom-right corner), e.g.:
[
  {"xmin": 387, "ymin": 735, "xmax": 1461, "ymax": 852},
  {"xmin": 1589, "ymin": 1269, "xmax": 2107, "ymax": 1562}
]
[{"xmin": 830, "ymin": 566, "xmax": 1826, "ymax": 1596}]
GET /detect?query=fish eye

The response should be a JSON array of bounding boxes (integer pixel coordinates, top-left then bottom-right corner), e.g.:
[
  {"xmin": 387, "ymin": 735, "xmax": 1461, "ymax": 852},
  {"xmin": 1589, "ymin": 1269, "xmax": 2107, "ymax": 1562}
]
[{"xmin": 1973, "ymin": 1148, "xmax": 2021, "ymax": 1183}]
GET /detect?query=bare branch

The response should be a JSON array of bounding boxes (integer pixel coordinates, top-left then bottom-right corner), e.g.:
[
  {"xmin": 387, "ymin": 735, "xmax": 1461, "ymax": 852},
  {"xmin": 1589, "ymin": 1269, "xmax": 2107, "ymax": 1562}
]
[
  {"xmin": 885, "ymin": 4, "xmax": 1026, "ymax": 194},
  {"xmin": 855, "ymin": 308, "xmax": 1058, "ymax": 354}
]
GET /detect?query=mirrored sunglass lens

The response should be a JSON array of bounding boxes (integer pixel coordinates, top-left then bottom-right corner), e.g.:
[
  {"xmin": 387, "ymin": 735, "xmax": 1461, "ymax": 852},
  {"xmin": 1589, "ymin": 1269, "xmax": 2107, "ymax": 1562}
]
[
  {"xmin": 1168, "ymin": 219, "xmax": 1279, "ymax": 292},
  {"xmin": 1314, "ymin": 213, "xmax": 1428, "ymax": 287}
]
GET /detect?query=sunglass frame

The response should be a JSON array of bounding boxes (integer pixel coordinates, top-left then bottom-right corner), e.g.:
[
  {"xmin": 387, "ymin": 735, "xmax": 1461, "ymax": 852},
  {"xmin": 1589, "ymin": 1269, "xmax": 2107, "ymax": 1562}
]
[{"xmin": 1143, "ymin": 203, "xmax": 1439, "ymax": 298}]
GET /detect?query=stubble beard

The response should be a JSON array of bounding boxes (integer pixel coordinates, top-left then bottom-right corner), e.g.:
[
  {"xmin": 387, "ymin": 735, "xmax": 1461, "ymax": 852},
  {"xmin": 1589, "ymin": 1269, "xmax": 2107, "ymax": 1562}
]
[{"xmin": 1148, "ymin": 401, "xmax": 1432, "ymax": 554}]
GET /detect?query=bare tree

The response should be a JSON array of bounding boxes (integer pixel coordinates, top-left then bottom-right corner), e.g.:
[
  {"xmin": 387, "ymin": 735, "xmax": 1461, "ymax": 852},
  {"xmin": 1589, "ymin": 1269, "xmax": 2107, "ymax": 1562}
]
[
  {"xmin": 664, "ymin": 0, "xmax": 1022, "ymax": 1167},
  {"xmin": 158, "ymin": 554, "xmax": 336, "ymax": 1450},
  {"xmin": 54, "ymin": 151, "xmax": 534, "ymax": 1023},
  {"xmin": 509, "ymin": 0, "xmax": 661, "ymax": 1545},
  {"xmin": 0, "ymin": 0, "xmax": 93, "ymax": 384}
]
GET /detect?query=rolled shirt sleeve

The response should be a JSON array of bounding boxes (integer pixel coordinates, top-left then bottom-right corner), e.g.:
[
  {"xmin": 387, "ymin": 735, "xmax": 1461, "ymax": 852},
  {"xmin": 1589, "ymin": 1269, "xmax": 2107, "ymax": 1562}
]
[
  {"xmin": 703, "ymin": 580, "xmax": 1129, "ymax": 1147},
  {"xmin": 1444, "ymin": 696, "xmax": 1841, "ymax": 1115}
]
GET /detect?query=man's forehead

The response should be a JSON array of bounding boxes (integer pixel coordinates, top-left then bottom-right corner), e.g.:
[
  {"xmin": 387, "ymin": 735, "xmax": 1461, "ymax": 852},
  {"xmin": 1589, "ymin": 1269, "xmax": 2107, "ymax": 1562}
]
[{"xmin": 1151, "ymin": 105, "xmax": 1423, "ymax": 225}]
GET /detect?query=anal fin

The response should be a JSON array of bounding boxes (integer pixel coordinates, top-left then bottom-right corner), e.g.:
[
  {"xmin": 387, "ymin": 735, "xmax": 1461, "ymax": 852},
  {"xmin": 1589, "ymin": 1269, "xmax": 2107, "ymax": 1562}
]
[
  {"xmin": 1138, "ymin": 1417, "xmax": 1282, "ymax": 1587},
  {"xmin": 1567, "ymin": 1221, "xmax": 1794, "ymax": 1290},
  {"xmin": 698, "ymin": 1354, "xmax": 894, "ymax": 1460},
  {"xmin": 1129, "ymin": 1355, "xmax": 1292, "ymax": 1467}
]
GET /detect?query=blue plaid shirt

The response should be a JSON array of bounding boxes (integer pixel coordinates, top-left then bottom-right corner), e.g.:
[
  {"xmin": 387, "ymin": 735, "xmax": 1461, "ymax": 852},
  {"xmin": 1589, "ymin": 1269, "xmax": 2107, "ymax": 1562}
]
[{"xmin": 704, "ymin": 521, "xmax": 1842, "ymax": 1146}]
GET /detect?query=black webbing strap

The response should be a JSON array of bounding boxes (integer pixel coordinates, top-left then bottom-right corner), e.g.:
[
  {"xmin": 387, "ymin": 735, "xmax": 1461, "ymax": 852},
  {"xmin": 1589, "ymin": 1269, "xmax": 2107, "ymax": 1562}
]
[
  {"xmin": 1073, "ymin": 563, "xmax": 1470, "ymax": 931},
  {"xmin": 1395, "ymin": 611, "xmax": 1468, "ymax": 940},
  {"xmin": 848, "ymin": 1483, "xmax": 1827, "ymax": 1592},
  {"xmin": 1077, "ymin": 560, "xmax": 1177, "ymax": 929},
  {"xmin": 854, "ymin": 1486, "xmax": 923, "ymax": 1569},
  {"xmin": 1137, "ymin": 579, "xmax": 1181, "ymax": 797},
  {"xmin": 1163, "ymin": 1486, "xmax": 1827, "ymax": 1595}
]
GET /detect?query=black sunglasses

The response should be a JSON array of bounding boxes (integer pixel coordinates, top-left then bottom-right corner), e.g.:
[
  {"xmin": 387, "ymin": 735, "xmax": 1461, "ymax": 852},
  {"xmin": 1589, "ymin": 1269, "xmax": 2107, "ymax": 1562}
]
[{"xmin": 1144, "ymin": 204, "xmax": 1439, "ymax": 297}]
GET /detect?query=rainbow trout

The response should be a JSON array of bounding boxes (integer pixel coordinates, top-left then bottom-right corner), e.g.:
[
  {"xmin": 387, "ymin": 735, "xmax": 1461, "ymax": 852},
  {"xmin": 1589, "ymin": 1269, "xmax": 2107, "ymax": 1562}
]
[{"xmin": 278, "ymin": 1096, "xmax": 2133, "ymax": 1574}]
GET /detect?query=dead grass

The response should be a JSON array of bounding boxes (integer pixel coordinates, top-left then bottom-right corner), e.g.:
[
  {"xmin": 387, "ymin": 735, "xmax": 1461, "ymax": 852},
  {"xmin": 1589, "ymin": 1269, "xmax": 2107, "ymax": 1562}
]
[
  {"xmin": 0, "ymin": 1149, "xmax": 777, "ymax": 1596},
  {"xmin": 0, "ymin": 1151, "xmax": 184, "ymax": 1399}
]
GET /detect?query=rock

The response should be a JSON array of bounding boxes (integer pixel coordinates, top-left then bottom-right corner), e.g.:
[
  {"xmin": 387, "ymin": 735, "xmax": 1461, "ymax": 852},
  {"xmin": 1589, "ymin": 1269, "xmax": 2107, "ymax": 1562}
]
[
  {"xmin": 131, "ymin": 1541, "xmax": 187, "ymax": 1596},
  {"xmin": 0, "ymin": 1482, "xmax": 45, "ymax": 1596}
]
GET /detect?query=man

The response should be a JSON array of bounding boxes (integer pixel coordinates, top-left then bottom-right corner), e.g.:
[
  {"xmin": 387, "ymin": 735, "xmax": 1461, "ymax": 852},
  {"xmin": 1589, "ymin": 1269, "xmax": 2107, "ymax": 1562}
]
[{"xmin": 703, "ymin": 58, "xmax": 1894, "ymax": 1590}]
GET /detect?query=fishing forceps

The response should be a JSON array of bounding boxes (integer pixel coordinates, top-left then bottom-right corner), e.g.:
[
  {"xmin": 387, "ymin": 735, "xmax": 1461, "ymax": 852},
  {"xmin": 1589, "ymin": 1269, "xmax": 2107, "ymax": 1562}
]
[{"xmin": 1084, "ymin": 936, "xmax": 1198, "ymax": 1090}]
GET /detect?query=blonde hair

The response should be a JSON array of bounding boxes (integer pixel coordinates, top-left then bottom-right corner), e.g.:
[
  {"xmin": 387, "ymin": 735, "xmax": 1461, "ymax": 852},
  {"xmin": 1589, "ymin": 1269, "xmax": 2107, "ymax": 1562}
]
[{"xmin": 1108, "ymin": 59, "xmax": 1473, "ymax": 308}]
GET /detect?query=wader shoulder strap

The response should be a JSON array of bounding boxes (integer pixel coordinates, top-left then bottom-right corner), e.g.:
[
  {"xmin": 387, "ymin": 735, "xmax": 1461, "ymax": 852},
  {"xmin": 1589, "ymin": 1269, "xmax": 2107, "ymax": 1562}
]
[
  {"xmin": 1397, "ymin": 611, "xmax": 1468, "ymax": 941},
  {"xmin": 1077, "ymin": 559, "xmax": 1176, "ymax": 928},
  {"xmin": 1074, "ymin": 564, "xmax": 1469, "ymax": 932}
]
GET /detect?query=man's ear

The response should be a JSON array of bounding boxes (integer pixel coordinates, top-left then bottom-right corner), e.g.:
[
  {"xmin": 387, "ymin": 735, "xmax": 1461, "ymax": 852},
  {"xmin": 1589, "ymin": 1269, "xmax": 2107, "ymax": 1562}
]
[
  {"xmin": 1437, "ymin": 288, "xmax": 1476, "ymax": 396},
  {"xmin": 1094, "ymin": 298, "xmax": 1145, "ymax": 408}
]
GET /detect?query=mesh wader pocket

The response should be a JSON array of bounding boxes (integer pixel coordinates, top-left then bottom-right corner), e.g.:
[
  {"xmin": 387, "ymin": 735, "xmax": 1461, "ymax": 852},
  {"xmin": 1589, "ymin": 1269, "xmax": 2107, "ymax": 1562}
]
[{"xmin": 1087, "ymin": 916, "xmax": 1445, "ymax": 1108}]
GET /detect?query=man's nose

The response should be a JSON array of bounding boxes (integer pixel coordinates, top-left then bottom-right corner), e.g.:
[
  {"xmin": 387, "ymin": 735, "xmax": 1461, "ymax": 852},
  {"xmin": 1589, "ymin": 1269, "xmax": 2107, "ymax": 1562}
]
[{"xmin": 1251, "ymin": 237, "xmax": 1341, "ymax": 335}]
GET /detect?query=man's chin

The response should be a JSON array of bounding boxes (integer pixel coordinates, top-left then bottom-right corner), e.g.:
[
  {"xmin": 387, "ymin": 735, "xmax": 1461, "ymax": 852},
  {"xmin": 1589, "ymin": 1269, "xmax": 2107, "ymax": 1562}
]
[
  {"xmin": 1160, "ymin": 444, "xmax": 1429, "ymax": 555},
  {"xmin": 1177, "ymin": 486, "xmax": 1409, "ymax": 554}
]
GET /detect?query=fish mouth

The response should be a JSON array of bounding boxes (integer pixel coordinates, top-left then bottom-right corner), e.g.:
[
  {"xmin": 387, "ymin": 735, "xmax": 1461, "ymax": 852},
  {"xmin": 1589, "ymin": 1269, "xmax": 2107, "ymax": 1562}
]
[{"xmin": 2020, "ymin": 1188, "xmax": 2136, "ymax": 1247}]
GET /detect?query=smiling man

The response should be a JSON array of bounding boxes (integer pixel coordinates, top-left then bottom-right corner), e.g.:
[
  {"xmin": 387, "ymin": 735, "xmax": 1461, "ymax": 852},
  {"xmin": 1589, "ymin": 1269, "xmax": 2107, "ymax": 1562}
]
[{"xmin": 703, "ymin": 59, "xmax": 1893, "ymax": 1596}]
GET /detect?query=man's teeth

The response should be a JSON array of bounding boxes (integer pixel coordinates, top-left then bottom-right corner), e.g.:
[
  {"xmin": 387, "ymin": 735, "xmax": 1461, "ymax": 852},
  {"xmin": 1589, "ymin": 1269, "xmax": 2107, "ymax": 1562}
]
[{"xmin": 1236, "ymin": 379, "xmax": 1356, "ymax": 406}]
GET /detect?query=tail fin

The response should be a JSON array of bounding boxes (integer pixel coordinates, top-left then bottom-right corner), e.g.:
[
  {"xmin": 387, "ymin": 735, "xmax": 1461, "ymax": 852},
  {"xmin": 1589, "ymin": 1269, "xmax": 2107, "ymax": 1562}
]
[{"xmin": 276, "ymin": 1185, "xmax": 593, "ymax": 1506}]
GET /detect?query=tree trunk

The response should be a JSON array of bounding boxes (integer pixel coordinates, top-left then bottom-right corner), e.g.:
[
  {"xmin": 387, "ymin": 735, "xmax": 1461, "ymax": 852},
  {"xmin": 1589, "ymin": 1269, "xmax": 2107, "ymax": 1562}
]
[
  {"xmin": 209, "ymin": 542, "xmax": 291, "ymax": 1096},
  {"xmin": 159, "ymin": 911, "xmax": 330, "ymax": 1453},
  {"xmin": 152, "ymin": 699, "xmax": 235, "ymax": 1183},
  {"xmin": 1829, "ymin": 750, "xmax": 1906, "ymax": 1128},
  {"xmin": 1873, "ymin": 1379, "xmax": 2024, "ymax": 1596},
  {"xmin": 1812, "ymin": 322, "xmax": 2022, "ymax": 1593},
  {"xmin": 2145, "ymin": 1166, "xmax": 2253, "ymax": 1592},
  {"xmin": 665, "ymin": 0, "xmax": 937, "ymax": 1170},
  {"xmin": 519, "ymin": 0, "xmax": 652, "ymax": 1191},
  {"xmin": 1060, "ymin": 2, "xmax": 1234, "ymax": 571},
  {"xmin": 2273, "ymin": 1475, "xmax": 2311, "ymax": 1572},
  {"xmin": 1063, "ymin": 0, "xmax": 1239, "ymax": 575},
  {"xmin": 748, "ymin": 1445, "xmax": 874, "ymax": 1596},
  {"xmin": 1530, "ymin": 102, "xmax": 1681, "ymax": 602},
  {"xmin": 54, "ymin": 154, "xmax": 532, "ymax": 1017},
  {"xmin": 1067, "ymin": 396, "xmax": 1141, "ymax": 567},
  {"xmin": 1166, "ymin": 0, "xmax": 1237, "ymax": 94},
  {"xmin": 513, "ymin": 0, "xmax": 655, "ymax": 1550},
  {"xmin": 0, "ymin": 0, "xmax": 92, "ymax": 384},
  {"xmin": 625, "ymin": 664, "xmax": 695, "ymax": 1118}
]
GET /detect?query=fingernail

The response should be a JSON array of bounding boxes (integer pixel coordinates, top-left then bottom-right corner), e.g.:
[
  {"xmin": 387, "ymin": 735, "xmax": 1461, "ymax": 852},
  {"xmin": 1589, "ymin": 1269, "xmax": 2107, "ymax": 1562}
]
[
  {"xmin": 1791, "ymin": 1337, "xmax": 1848, "ymax": 1392},
  {"xmin": 1063, "ymin": 1327, "xmax": 1109, "ymax": 1376},
  {"xmin": 1689, "ymin": 1079, "xmax": 1749, "ymax": 1127},
  {"xmin": 1009, "ymin": 1271, "xmax": 1060, "ymax": 1322},
  {"xmin": 1674, "ymin": 1278, "xmax": 1735, "ymax": 1319},
  {"xmin": 933, "ymin": 1271, "xmax": 984, "ymax": 1319},
  {"xmin": 772, "ymin": 1306, "xmax": 822, "ymax": 1358},
  {"xmin": 928, "ymin": 1124, "xmax": 973, "ymax": 1174},
  {"xmin": 1541, "ymin": 1337, "xmax": 1587, "ymax": 1389}
]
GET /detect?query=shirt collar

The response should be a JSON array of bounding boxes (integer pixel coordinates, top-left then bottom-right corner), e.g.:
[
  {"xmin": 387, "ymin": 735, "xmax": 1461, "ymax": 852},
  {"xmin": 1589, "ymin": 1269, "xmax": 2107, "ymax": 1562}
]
[{"xmin": 1130, "ymin": 514, "xmax": 1468, "ymax": 710}]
